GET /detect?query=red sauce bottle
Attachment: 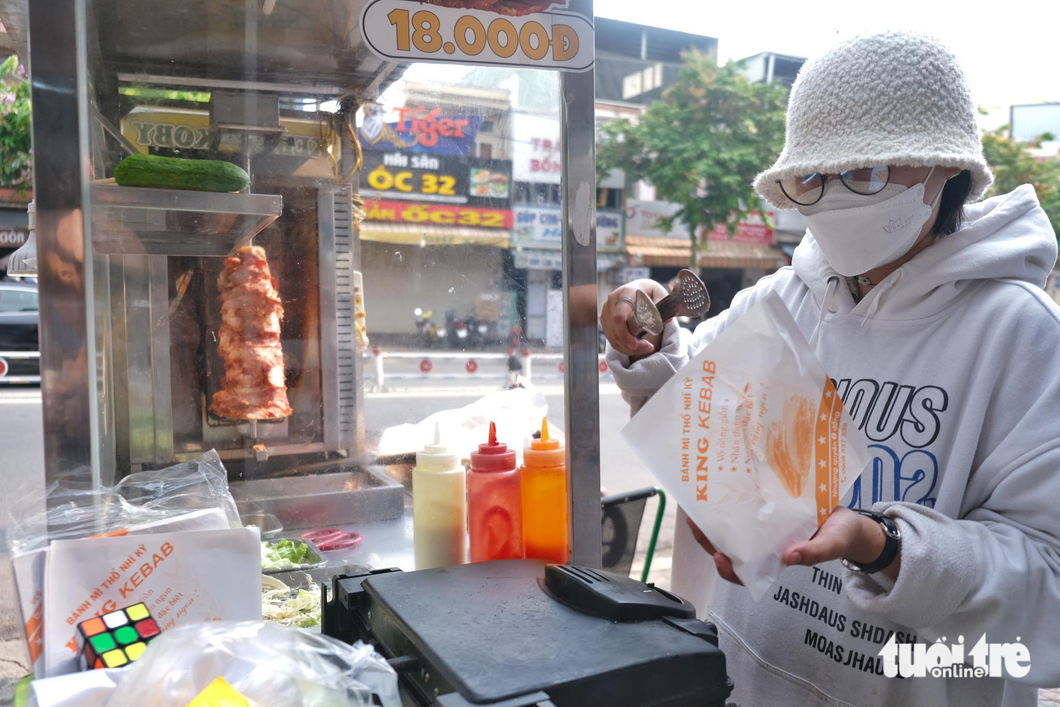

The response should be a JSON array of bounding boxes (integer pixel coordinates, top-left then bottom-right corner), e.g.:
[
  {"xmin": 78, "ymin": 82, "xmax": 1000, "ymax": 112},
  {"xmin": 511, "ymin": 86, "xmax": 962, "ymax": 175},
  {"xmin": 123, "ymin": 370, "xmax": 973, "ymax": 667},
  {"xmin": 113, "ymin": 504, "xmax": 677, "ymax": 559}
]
[{"xmin": 467, "ymin": 422, "xmax": 524, "ymax": 562}]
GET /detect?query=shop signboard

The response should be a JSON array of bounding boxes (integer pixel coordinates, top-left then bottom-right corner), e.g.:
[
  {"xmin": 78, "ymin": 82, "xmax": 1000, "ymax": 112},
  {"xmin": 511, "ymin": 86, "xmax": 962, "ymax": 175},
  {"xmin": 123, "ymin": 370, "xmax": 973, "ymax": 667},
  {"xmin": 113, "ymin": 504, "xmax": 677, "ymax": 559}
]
[
  {"xmin": 121, "ymin": 107, "xmax": 334, "ymax": 160},
  {"xmin": 512, "ymin": 205, "xmax": 622, "ymax": 250},
  {"xmin": 615, "ymin": 267, "xmax": 651, "ymax": 283},
  {"xmin": 365, "ymin": 199, "xmax": 513, "ymax": 228},
  {"xmin": 361, "ymin": 150, "xmax": 472, "ymax": 203},
  {"xmin": 596, "ymin": 210, "xmax": 623, "ymax": 250},
  {"xmin": 513, "ymin": 118, "xmax": 563, "ymax": 184},
  {"xmin": 511, "ymin": 113, "xmax": 624, "ymax": 189},
  {"xmin": 467, "ymin": 157, "xmax": 512, "ymax": 207},
  {"xmin": 360, "ymin": 0, "xmax": 594, "ymax": 72},
  {"xmin": 705, "ymin": 210, "xmax": 775, "ymax": 245},
  {"xmin": 624, "ymin": 199, "xmax": 690, "ymax": 239},
  {"xmin": 0, "ymin": 227, "xmax": 28, "ymax": 253},
  {"xmin": 625, "ymin": 200, "xmax": 775, "ymax": 245},
  {"xmin": 514, "ymin": 250, "xmax": 563, "ymax": 271},
  {"xmin": 358, "ymin": 103, "xmax": 482, "ymax": 156},
  {"xmin": 546, "ymin": 290, "xmax": 564, "ymax": 348}
]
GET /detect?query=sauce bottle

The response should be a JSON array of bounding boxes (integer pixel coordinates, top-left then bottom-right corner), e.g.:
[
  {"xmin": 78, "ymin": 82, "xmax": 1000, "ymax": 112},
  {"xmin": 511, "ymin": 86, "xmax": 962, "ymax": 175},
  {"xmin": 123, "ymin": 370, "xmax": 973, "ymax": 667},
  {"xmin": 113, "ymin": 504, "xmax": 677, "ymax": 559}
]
[
  {"xmin": 521, "ymin": 418, "xmax": 568, "ymax": 564},
  {"xmin": 467, "ymin": 422, "xmax": 524, "ymax": 562},
  {"xmin": 413, "ymin": 424, "xmax": 468, "ymax": 570}
]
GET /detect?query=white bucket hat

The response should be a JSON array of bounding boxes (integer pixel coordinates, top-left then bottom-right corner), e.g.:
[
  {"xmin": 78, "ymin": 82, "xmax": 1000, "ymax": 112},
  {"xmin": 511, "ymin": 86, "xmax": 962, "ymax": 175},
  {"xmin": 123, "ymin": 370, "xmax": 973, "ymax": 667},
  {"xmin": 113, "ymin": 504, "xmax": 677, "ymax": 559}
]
[{"xmin": 754, "ymin": 31, "xmax": 993, "ymax": 210}]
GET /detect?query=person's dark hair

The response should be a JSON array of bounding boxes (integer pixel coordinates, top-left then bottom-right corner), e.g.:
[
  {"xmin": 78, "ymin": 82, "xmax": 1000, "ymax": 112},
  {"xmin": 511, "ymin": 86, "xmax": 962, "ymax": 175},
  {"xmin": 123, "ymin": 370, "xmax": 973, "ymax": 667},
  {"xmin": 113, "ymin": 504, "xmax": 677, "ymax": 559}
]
[{"xmin": 931, "ymin": 169, "xmax": 973, "ymax": 238}]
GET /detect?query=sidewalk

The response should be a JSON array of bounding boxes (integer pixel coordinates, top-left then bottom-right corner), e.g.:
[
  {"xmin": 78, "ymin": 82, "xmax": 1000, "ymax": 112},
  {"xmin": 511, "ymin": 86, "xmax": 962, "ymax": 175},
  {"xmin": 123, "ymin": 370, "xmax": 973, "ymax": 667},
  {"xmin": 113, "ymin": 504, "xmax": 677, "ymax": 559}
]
[{"xmin": 0, "ymin": 545, "xmax": 29, "ymax": 707}]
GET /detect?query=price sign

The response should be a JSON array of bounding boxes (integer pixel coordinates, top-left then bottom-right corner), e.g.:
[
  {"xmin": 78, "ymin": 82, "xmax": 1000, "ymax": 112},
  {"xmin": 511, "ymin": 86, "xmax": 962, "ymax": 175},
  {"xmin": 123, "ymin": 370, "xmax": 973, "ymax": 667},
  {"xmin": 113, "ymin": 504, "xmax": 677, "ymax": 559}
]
[
  {"xmin": 365, "ymin": 199, "xmax": 514, "ymax": 229},
  {"xmin": 361, "ymin": 0, "xmax": 594, "ymax": 72},
  {"xmin": 361, "ymin": 151, "xmax": 471, "ymax": 204}
]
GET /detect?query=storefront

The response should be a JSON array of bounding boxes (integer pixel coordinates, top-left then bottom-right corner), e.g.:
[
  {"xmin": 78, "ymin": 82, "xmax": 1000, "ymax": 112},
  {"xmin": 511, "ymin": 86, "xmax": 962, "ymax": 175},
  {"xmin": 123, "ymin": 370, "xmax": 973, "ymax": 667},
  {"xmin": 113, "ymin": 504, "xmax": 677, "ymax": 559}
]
[
  {"xmin": 346, "ymin": 86, "xmax": 516, "ymax": 343},
  {"xmin": 623, "ymin": 198, "xmax": 789, "ymax": 315},
  {"xmin": 511, "ymin": 203, "xmax": 624, "ymax": 344},
  {"xmin": 509, "ymin": 106, "xmax": 626, "ymax": 344},
  {"xmin": 0, "ymin": 193, "xmax": 30, "ymax": 276}
]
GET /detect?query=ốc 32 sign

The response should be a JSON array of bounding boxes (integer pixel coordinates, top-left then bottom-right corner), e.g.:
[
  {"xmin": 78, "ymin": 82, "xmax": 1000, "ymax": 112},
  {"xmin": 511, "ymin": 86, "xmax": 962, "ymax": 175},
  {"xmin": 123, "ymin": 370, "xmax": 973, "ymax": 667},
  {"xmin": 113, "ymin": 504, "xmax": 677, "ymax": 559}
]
[
  {"xmin": 361, "ymin": 0, "xmax": 593, "ymax": 72},
  {"xmin": 361, "ymin": 151, "xmax": 471, "ymax": 204},
  {"xmin": 366, "ymin": 199, "xmax": 513, "ymax": 229}
]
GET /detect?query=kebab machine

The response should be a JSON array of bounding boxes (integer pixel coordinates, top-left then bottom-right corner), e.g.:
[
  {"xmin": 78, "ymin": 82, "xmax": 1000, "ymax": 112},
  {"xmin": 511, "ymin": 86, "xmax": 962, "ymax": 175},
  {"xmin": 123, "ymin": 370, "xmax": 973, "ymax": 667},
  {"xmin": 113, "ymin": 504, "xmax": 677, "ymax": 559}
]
[{"xmin": 24, "ymin": 0, "xmax": 408, "ymax": 527}]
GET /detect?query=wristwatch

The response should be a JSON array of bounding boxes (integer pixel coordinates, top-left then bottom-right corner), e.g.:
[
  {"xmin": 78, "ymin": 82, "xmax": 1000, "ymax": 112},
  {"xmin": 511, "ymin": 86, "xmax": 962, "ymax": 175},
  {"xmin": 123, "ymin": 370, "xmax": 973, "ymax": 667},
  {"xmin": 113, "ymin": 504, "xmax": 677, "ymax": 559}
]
[{"xmin": 841, "ymin": 509, "xmax": 901, "ymax": 574}]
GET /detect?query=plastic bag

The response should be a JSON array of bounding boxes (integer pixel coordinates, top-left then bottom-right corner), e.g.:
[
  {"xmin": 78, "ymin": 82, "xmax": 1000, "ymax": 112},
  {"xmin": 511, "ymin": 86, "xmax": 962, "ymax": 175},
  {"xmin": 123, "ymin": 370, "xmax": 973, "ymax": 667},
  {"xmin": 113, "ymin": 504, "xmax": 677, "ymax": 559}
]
[
  {"xmin": 623, "ymin": 293, "xmax": 871, "ymax": 600},
  {"xmin": 7, "ymin": 450, "xmax": 240, "ymax": 555},
  {"xmin": 376, "ymin": 386, "xmax": 551, "ymax": 465},
  {"xmin": 104, "ymin": 621, "xmax": 400, "ymax": 707},
  {"xmin": 28, "ymin": 668, "xmax": 124, "ymax": 707}
]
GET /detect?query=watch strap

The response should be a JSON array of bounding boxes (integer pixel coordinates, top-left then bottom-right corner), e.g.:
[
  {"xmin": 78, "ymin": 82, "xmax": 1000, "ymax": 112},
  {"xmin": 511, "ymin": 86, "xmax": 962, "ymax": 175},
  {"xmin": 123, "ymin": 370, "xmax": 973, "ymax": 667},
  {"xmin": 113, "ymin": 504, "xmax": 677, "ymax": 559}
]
[{"xmin": 841, "ymin": 509, "xmax": 900, "ymax": 575}]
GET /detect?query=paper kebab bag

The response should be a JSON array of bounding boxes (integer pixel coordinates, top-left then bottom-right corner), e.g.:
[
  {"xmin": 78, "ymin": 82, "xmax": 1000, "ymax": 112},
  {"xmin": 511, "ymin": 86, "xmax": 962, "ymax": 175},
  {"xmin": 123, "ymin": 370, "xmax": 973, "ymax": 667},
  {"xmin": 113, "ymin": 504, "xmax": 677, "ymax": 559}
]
[{"xmin": 623, "ymin": 293, "xmax": 871, "ymax": 600}]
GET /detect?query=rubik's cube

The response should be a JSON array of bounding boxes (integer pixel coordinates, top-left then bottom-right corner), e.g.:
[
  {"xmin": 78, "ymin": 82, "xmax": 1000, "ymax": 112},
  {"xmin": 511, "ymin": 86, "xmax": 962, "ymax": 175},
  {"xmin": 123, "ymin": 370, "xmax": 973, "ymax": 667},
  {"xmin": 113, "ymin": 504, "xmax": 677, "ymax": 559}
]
[{"xmin": 76, "ymin": 603, "xmax": 161, "ymax": 670}]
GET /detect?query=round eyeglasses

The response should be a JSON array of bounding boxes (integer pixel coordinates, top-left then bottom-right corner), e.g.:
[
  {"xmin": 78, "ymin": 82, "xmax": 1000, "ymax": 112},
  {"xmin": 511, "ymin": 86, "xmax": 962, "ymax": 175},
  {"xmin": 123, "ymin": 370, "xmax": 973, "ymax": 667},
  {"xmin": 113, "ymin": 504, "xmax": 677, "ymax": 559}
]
[{"xmin": 777, "ymin": 166, "xmax": 892, "ymax": 206}]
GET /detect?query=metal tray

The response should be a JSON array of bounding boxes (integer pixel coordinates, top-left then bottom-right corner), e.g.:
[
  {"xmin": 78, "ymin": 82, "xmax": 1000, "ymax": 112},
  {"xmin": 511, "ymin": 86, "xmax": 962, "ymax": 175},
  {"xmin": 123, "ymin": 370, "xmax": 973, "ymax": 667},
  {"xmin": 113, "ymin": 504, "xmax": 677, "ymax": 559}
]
[
  {"xmin": 241, "ymin": 511, "xmax": 284, "ymax": 539},
  {"xmin": 90, "ymin": 184, "xmax": 282, "ymax": 257},
  {"xmin": 261, "ymin": 536, "xmax": 327, "ymax": 574},
  {"xmin": 231, "ymin": 465, "xmax": 405, "ymax": 530}
]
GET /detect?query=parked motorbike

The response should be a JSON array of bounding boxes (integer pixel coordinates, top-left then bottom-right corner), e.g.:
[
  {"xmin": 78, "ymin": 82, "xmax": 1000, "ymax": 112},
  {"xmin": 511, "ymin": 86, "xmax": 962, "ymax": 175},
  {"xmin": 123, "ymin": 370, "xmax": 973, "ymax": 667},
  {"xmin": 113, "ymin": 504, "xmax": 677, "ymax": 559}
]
[
  {"xmin": 464, "ymin": 313, "xmax": 491, "ymax": 349},
  {"xmin": 414, "ymin": 308, "xmax": 446, "ymax": 348},
  {"xmin": 445, "ymin": 310, "xmax": 468, "ymax": 349}
]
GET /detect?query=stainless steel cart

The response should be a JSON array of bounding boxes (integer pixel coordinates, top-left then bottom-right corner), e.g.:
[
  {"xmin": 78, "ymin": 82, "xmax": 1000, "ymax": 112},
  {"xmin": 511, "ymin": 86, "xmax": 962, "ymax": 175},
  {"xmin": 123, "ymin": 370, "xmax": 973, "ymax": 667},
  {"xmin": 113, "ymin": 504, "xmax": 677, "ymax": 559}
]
[{"xmin": 23, "ymin": 0, "xmax": 603, "ymax": 566}]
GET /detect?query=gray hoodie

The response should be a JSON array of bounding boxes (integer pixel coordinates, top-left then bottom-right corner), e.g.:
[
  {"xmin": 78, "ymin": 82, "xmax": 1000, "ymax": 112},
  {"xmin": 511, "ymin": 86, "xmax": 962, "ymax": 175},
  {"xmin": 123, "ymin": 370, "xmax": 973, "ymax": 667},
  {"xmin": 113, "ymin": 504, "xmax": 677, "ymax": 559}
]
[{"xmin": 607, "ymin": 185, "xmax": 1060, "ymax": 706}]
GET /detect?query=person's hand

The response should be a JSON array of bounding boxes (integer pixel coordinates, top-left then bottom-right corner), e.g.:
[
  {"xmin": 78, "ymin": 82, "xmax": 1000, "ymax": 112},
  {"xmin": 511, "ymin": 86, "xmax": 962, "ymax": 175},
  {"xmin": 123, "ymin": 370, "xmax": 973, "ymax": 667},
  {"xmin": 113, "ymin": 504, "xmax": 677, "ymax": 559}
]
[
  {"xmin": 601, "ymin": 279, "xmax": 669, "ymax": 358},
  {"xmin": 783, "ymin": 507, "xmax": 898, "ymax": 578},
  {"xmin": 688, "ymin": 507, "xmax": 898, "ymax": 585},
  {"xmin": 687, "ymin": 517, "xmax": 742, "ymax": 584}
]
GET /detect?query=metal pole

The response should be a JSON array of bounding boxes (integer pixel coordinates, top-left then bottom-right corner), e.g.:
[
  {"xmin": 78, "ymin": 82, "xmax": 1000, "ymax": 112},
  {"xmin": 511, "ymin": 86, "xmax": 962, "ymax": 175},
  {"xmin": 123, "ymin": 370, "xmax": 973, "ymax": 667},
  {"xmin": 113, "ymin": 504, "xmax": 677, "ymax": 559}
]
[
  {"xmin": 29, "ymin": 0, "xmax": 100, "ymax": 487},
  {"xmin": 561, "ymin": 0, "xmax": 602, "ymax": 568},
  {"xmin": 641, "ymin": 488, "xmax": 666, "ymax": 583}
]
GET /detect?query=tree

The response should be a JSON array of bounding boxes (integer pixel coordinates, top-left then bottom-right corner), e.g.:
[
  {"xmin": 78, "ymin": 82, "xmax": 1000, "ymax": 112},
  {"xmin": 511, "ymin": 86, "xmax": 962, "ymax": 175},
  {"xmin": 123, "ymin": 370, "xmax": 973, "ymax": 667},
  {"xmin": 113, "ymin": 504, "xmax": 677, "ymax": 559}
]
[
  {"xmin": 981, "ymin": 126, "xmax": 1060, "ymax": 243},
  {"xmin": 0, "ymin": 55, "xmax": 32, "ymax": 192},
  {"xmin": 598, "ymin": 51, "xmax": 788, "ymax": 264}
]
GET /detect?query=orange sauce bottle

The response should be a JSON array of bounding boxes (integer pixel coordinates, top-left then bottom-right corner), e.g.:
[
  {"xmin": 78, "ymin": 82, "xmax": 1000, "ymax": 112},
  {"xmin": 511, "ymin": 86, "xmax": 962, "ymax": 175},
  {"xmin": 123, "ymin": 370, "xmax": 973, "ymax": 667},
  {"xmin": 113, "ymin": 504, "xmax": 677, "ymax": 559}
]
[
  {"xmin": 467, "ymin": 422, "xmax": 524, "ymax": 562},
  {"xmin": 520, "ymin": 418, "xmax": 568, "ymax": 564}
]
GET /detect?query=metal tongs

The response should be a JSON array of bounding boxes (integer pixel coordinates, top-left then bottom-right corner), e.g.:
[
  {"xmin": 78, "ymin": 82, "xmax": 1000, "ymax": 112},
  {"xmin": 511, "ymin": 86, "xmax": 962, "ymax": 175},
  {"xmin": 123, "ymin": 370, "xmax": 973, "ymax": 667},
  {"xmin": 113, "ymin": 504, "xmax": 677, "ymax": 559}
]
[{"xmin": 627, "ymin": 269, "xmax": 710, "ymax": 338}]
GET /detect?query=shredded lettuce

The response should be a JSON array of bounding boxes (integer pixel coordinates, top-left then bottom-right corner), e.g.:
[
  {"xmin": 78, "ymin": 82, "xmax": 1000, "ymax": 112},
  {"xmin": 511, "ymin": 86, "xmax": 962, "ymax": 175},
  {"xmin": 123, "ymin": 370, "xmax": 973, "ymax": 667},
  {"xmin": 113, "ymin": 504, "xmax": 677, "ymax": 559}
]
[
  {"xmin": 261, "ymin": 538, "xmax": 317, "ymax": 570},
  {"xmin": 262, "ymin": 585, "xmax": 321, "ymax": 628}
]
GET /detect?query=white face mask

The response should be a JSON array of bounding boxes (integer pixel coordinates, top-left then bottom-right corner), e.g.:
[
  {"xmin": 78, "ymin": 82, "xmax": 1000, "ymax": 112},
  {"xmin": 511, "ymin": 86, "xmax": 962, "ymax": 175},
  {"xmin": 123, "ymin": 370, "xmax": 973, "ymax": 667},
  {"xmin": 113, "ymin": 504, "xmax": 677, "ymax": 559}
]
[{"xmin": 798, "ymin": 168, "xmax": 942, "ymax": 277}]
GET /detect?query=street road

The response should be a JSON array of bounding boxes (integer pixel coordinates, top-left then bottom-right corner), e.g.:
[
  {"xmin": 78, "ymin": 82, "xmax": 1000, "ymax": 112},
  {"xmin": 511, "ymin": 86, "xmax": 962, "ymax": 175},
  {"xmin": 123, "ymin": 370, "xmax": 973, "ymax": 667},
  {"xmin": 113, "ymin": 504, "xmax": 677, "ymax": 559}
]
[{"xmin": 0, "ymin": 385, "xmax": 42, "ymax": 679}]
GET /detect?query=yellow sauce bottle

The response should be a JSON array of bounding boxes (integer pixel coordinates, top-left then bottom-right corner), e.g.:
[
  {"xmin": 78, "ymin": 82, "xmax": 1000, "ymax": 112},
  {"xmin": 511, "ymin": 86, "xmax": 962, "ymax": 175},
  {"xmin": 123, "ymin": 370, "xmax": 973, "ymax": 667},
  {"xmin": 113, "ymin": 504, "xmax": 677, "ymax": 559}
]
[
  {"xmin": 520, "ymin": 418, "xmax": 568, "ymax": 564},
  {"xmin": 413, "ymin": 423, "xmax": 468, "ymax": 569}
]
